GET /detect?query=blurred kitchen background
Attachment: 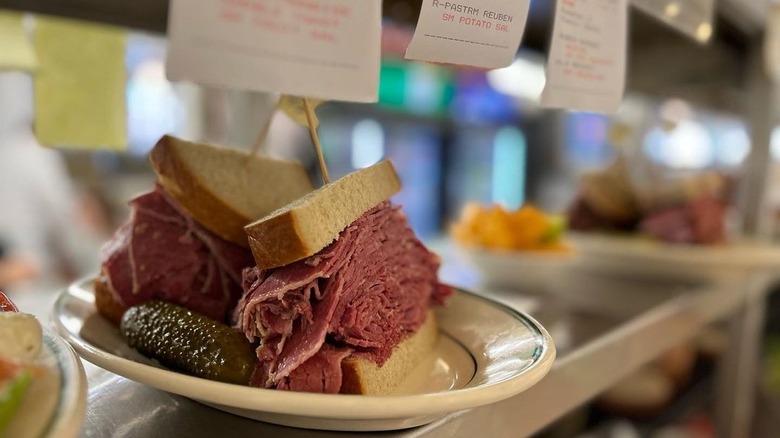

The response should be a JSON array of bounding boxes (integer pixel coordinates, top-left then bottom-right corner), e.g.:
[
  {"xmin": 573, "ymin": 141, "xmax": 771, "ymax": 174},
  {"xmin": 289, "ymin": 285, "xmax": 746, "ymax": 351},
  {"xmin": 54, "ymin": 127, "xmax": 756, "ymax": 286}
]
[
  {"xmin": 59, "ymin": 24, "xmax": 766, "ymax": 241},
  {"xmin": 3, "ymin": 0, "xmax": 780, "ymax": 436},
  {"xmin": 1, "ymin": 2, "xmax": 773, "ymax": 277}
]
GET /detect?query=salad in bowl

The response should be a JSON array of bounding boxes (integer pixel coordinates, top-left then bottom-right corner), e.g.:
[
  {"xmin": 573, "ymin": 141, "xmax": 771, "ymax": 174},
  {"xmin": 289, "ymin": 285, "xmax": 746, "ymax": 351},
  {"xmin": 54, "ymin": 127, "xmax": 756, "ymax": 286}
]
[
  {"xmin": 451, "ymin": 204, "xmax": 576, "ymax": 291},
  {"xmin": 0, "ymin": 291, "xmax": 85, "ymax": 438}
]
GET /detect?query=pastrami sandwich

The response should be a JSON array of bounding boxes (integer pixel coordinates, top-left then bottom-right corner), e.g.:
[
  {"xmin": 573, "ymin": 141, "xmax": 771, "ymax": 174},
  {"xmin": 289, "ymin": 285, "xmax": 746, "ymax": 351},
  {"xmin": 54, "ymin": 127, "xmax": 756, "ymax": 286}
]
[
  {"xmin": 235, "ymin": 160, "xmax": 452, "ymax": 394},
  {"xmin": 95, "ymin": 135, "xmax": 314, "ymax": 325},
  {"xmin": 568, "ymin": 161, "xmax": 729, "ymax": 245}
]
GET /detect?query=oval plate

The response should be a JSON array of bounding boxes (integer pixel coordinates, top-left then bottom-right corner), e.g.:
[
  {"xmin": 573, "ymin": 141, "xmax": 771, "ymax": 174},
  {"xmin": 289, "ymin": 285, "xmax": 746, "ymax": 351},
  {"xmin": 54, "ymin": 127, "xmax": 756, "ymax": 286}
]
[{"xmin": 52, "ymin": 278, "xmax": 555, "ymax": 432}]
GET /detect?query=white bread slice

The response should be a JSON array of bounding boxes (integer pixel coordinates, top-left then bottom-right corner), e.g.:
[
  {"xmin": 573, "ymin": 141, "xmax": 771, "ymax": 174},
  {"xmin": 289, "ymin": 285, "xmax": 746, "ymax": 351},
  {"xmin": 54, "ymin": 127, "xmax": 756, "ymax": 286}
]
[
  {"xmin": 94, "ymin": 275, "xmax": 126, "ymax": 326},
  {"xmin": 341, "ymin": 311, "xmax": 438, "ymax": 395},
  {"xmin": 149, "ymin": 135, "xmax": 314, "ymax": 246},
  {"xmin": 244, "ymin": 160, "xmax": 401, "ymax": 269}
]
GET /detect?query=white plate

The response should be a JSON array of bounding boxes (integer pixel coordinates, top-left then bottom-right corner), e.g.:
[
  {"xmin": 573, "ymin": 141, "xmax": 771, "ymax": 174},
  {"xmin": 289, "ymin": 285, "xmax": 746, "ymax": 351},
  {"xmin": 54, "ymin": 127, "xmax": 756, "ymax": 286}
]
[
  {"xmin": 572, "ymin": 233, "xmax": 780, "ymax": 282},
  {"xmin": 52, "ymin": 278, "xmax": 555, "ymax": 431},
  {"xmin": 4, "ymin": 328, "xmax": 87, "ymax": 438}
]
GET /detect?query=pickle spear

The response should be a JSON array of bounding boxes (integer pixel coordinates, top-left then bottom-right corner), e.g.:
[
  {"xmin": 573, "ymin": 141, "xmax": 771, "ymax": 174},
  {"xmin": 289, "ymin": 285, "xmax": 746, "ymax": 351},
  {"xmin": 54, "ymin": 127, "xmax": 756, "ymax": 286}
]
[{"xmin": 120, "ymin": 301, "xmax": 256, "ymax": 385}]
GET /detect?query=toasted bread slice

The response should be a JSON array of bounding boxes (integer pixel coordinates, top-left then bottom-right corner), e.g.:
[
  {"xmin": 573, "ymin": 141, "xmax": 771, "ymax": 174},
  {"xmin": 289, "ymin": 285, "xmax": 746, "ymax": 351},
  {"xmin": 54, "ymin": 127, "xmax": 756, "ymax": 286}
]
[
  {"xmin": 94, "ymin": 276, "xmax": 127, "ymax": 326},
  {"xmin": 244, "ymin": 160, "xmax": 401, "ymax": 269},
  {"xmin": 341, "ymin": 311, "xmax": 438, "ymax": 395},
  {"xmin": 150, "ymin": 135, "xmax": 314, "ymax": 246}
]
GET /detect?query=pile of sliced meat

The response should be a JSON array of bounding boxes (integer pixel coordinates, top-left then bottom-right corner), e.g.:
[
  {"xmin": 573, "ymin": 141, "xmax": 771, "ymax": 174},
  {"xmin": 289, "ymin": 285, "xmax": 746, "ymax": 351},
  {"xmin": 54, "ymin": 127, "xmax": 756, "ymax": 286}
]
[
  {"xmin": 100, "ymin": 186, "xmax": 254, "ymax": 322},
  {"xmin": 569, "ymin": 193, "xmax": 727, "ymax": 246},
  {"xmin": 236, "ymin": 202, "xmax": 452, "ymax": 393},
  {"xmin": 639, "ymin": 196, "xmax": 726, "ymax": 245}
]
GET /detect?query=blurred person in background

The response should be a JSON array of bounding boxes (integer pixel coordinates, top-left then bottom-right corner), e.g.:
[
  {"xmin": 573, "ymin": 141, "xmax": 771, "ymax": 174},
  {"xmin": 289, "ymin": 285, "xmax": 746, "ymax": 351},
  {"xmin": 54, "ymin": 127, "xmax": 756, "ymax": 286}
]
[
  {"xmin": 0, "ymin": 238, "xmax": 37, "ymax": 288},
  {"xmin": 0, "ymin": 71, "xmax": 98, "ymax": 294}
]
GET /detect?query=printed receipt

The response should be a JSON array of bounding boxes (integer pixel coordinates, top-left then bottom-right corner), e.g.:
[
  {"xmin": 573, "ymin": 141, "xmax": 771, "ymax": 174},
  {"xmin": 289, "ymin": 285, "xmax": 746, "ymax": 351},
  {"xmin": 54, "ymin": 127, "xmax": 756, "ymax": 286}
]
[
  {"xmin": 405, "ymin": 0, "xmax": 531, "ymax": 69},
  {"xmin": 166, "ymin": 0, "xmax": 381, "ymax": 102},
  {"xmin": 541, "ymin": 0, "xmax": 628, "ymax": 113}
]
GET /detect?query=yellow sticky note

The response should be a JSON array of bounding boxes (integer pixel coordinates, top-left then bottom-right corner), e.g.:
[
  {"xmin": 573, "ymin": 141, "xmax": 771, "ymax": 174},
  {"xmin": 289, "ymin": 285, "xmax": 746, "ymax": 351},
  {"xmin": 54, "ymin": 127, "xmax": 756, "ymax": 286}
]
[
  {"xmin": 0, "ymin": 10, "xmax": 37, "ymax": 72},
  {"xmin": 278, "ymin": 95, "xmax": 325, "ymax": 129},
  {"xmin": 34, "ymin": 16, "xmax": 126, "ymax": 149}
]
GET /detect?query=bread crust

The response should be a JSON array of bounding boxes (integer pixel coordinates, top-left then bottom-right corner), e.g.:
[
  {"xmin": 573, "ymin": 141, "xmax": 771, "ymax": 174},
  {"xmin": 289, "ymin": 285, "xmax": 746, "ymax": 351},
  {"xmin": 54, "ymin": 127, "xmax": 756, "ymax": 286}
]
[
  {"xmin": 245, "ymin": 160, "xmax": 401, "ymax": 269},
  {"xmin": 149, "ymin": 135, "xmax": 313, "ymax": 247},
  {"xmin": 340, "ymin": 311, "xmax": 438, "ymax": 395},
  {"xmin": 94, "ymin": 276, "xmax": 127, "ymax": 326},
  {"xmin": 150, "ymin": 135, "xmax": 255, "ymax": 247},
  {"xmin": 247, "ymin": 210, "xmax": 311, "ymax": 269}
]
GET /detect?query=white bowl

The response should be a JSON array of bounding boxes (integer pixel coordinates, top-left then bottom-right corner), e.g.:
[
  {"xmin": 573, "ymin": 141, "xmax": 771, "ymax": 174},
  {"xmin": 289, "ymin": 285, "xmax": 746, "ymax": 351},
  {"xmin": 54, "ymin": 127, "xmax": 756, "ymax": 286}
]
[{"xmin": 461, "ymin": 246, "xmax": 578, "ymax": 293}]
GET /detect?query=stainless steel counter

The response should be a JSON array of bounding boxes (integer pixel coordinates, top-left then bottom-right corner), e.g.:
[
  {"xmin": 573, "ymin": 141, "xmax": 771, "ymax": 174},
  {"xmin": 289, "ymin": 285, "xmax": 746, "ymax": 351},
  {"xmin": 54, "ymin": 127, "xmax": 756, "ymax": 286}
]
[
  {"xmin": 11, "ymin": 248, "xmax": 760, "ymax": 438},
  {"xmin": 51, "ymin": 269, "xmax": 745, "ymax": 438}
]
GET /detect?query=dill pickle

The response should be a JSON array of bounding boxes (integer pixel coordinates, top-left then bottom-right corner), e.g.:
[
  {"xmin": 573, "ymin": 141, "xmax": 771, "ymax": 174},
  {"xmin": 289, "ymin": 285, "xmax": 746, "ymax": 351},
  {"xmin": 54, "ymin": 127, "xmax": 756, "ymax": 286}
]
[{"xmin": 120, "ymin": 301, "xmax": 255, "ymax": 385}]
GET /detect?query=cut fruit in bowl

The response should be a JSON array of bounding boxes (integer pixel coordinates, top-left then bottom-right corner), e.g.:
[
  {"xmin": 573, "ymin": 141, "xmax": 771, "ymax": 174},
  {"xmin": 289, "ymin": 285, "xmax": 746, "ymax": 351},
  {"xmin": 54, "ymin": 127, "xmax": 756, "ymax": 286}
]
[
  {"xmin": 451, "ymin": 204, "xmax": 577, "ymax": 291},
  {"xmin": 451, "ymin": 203, "xmax": 573, "ymax": 253}
]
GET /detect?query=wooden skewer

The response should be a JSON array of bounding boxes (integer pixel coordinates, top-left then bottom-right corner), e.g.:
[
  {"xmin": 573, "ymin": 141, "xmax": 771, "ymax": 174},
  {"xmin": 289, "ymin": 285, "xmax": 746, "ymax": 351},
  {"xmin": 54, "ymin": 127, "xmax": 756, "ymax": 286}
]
[
  {"xmin": 248, "ymin": 96, "xmax": 280, "ymax": 160},
  {"xmin": 303, "ymin": 97, "xmax": 330, "ymax": 184}
]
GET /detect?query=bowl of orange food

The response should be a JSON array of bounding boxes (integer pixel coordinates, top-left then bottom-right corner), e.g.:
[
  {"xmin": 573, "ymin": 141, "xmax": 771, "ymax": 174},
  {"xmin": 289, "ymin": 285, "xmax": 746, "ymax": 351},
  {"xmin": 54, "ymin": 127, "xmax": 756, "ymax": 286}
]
[{"xmin": 451, "ymin": 204, "xmax": 577, "ymax": 292}]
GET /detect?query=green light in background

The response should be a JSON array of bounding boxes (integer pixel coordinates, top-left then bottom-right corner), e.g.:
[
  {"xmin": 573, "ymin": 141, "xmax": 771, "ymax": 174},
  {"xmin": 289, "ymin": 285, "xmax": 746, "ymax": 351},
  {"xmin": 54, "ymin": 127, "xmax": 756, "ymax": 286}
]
[{"xmin": 377, "ymin": 59, "xmax": 454, "ymax": 115}]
